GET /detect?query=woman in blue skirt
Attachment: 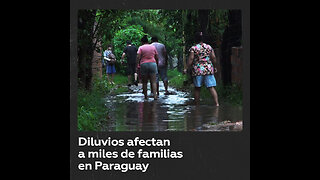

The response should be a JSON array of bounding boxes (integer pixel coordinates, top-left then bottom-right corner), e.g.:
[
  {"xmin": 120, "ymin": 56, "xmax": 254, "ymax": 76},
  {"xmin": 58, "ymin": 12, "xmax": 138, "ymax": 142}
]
[{"xmin": 103, "ymin": 45, "xmax": 116, "ymax": 84}]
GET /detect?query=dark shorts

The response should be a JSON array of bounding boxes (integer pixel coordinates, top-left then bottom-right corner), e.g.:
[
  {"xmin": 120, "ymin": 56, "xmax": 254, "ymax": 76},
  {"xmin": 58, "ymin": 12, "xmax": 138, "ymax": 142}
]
[
  {"xmin": 156, "ymin": 66, "xmax": 168, "ymax": 82},
  {"xmin": 127, "ymin": 63, "xmax": 136, "ymax": 76},
  {"xmin": 140, "ymin": 62, "xmax": 158, "ymax": 76}
]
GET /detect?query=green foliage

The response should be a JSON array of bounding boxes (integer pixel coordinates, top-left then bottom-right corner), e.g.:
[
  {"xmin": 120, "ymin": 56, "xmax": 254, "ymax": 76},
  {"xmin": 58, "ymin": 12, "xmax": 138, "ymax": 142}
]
[
  {"xmin": 167, "ymin": 68, "xmax": 182, "ymax": 79},
  {"xmin": 208, "ymin": 10, "xmax": 229, "ymax": 48},
  {"xmin": 113, "ymin": 74, "xmax": 128, "ymax": 85},
  {"xmin": 215, "ymin": 83, "xmax": 242, "ymax": 105},
  {"xmin": 112, "ymin": 25, "xmax": 147, "ymax": 74},
  {"xmin": 196, "ymin": 83, "xmax": 242, "ymax": 105},
  {"xmin": 167, "ymin": 69, "xmax": 242, "ymax": 105},
  {"xmin": 78, "ymin": 74, "xmax": 128, "ymax": 131},
  {"xmin": 167, "ymin": 69, "xmax": 188, "ymax": 89},
  {"xmin": 97, "ymin": 10, "xmax": 130, "ymax": 50},
  {"xmin": 158, "ymin": 10, "xmax": 184, "ymax": 56},
  {"xmin": 77, "ymin": 88, "xmax": 106, "ymax": 131},
  {"xmin": 112, "ymin": 25, "xmax": 146, "ymax": 60},
  {"xmin": 91, "ymin": 75, "xmax": 109, "ymax": 95},
  {"xmin": 78, "ymin": 9, "xmax": 236, "ymax": 92}
]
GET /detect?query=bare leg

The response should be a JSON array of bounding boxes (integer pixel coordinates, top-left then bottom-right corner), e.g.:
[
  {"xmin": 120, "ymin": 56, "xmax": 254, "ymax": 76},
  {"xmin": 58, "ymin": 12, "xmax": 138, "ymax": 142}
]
[
  {"xmin": 111, "ymin": 74, "xmax": 115, "ymax": 84},
  {"xmin": 194, "ymin": 87, "xmax": 201, "ymax": 103},
  {"xmin": 128, "ymin": 75, "xmax": 132, "ymax": 85},
  {"xmin": 164, "ymin": 80, "xmax": 169, "ymax": 94},
  {"xmin": 156, "ymin": 82, "xmax": 159, "ymax": 96},
  {"xmin": 208, "ymin": 87, "xmax": 219, "ymax": 106},
  {"xmin": 134, "ymin": 73, "xmax": 138, "ymax": 81},
  {"xmin": 150, "ymin": 74, "xmax": 158, "ymax": 100},
  {"xmin": 133, "ymin": 73, "xmax": 138, "ymax": 86},
  {"xmin": 142, "ymin": 75, "xmax": 148, "ymax": 99},
  {"xmin": 107, "ymin": 74, "xmax": 110, "ymax": 83}
]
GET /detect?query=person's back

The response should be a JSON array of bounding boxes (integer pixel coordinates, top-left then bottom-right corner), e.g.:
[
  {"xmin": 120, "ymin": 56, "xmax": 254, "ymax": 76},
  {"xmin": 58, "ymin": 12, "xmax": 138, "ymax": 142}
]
[
  {"xmin": 138, "ymin": 44, "xmax": 158, "ymax": 64},
  {"xmin": 190, "ymin": 42, "xmax": 214, "ymax": 76},
  {"xmin": 151, "ymin": 37, "xmax": 169, "ymax": 95},
  {"xmin": 124, "ymin": 45, "xmax": 137, "ymax": 64},
  {"xmin": 191, "ymin": 43, "xmax": 212, "ymax": 62},
  {"xmin": 151, "ymin": 42, "xmax": 166, "ymax": 67}
]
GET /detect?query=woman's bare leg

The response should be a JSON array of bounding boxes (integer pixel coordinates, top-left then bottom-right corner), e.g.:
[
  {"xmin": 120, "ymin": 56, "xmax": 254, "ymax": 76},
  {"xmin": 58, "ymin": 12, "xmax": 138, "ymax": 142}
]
[
  {"xmin": 208, "ymin": 87, "xmax": 219, "ymax": 106},
  {"xmin": 107, "ymin": 74, "xmax": 110, "ymax": 83},
  {"xmin": 134, "ymin": 73, "xmax": 138, "ymax": 83},
  {"xmin": 150, "ymin": 74, "xmax": 158, "ymax": 100},
  {"xmin": 111, "ymin": 73, "xmax": 115, "ymax": 84},
  {"xmin": 142, "ymin": 75, "xmax": 148, "ymax": 99},
  {"xmin": 194, "ymin": 87, "xmax": 201, "ymax": 103},
  {"xmin": 156, "ymin": 82, "xmax": 160, "ymax": 96}
]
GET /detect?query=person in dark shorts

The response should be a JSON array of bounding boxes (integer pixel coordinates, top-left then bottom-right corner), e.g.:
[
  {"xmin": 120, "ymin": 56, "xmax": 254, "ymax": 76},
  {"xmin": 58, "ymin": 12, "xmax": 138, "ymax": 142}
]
[
  {"xmin": 151, "ymin": 36, "xmax": 170, "ymax": 95},
  {"xmin": 136, "ymin": 35, "xmax": 159, "ymax": 100},
  {"xmin": 121, "ymin": 40, "xmax": 138, "ymax": 86}
]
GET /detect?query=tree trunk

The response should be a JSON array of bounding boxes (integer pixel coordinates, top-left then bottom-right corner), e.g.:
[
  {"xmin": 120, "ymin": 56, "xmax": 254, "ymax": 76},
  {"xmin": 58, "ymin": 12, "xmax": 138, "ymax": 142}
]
[
  {"xmin": 182, "ymin": 10, "xmax": 187, "ymax": 70},
  {"xmin": 77, "ymin": 10, "xmax": 97, "ymax": 90},
  {"xmin": 182, "ymin": 29, "xmax": 186, "ymax": 70},
  {"xmin": 198, "ymin": 10, "xmax": 209, "ymax": 35},
  {"xmin": 198, "ymin": 9, "xmax": 215, "ymax": 45},
  {"xmin": 220, "ymin": 10, "xmax": 242, "ymax": 85}
]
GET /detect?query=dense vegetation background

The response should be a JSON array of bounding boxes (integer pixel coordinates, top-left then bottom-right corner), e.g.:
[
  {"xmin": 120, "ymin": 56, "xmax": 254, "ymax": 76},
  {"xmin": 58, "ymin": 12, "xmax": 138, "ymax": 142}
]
[
  {"xmin": 78, "ymin": 9, "xmax": 242, "ymax": 89},
  {"xmin": 77, "ymin": 9, "xmax": 242, "ymax": 131}
]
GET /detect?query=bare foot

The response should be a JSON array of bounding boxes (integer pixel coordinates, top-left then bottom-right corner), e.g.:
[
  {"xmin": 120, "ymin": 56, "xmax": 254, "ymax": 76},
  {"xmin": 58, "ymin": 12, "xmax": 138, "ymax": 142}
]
[{"xmin": 216, "ymin": 103, "xmax": 220, "ymax": 107}]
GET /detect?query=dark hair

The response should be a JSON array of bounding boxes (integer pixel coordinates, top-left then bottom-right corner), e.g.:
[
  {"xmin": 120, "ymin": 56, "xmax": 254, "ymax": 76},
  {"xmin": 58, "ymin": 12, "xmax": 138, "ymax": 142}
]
[
  {"xmin": 141, "ymin": 35, "xmax": 148, "ymax": 44},
  {"xmin": 194, "ymin": 32, "xmax": 203, "ymax": 43},
  {"xmin": 126, "ymin": 40, "xmax": 131, "ymax": 45},
  {"xmin": 107, "ymin": 44, "xmax": 112, "ymax": 48},
  {"xmin": 151, "ymin": 36, "xmax": 158, "ymax": 42}
]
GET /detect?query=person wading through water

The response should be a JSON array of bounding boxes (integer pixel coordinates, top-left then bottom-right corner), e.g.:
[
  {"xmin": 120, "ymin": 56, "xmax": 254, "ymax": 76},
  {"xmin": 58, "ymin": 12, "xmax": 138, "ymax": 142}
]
[
  {"xmin": 151, "ymin": 36, "xmax": 170, "ymax": 96},
  {"xmin": 136, "ymin": 35, "xmax": 159, "ymax": 100},
  {"xmin": 121, "ymin": 40, "xmax": 138, "ymax": 87},
  {"xmin": 184, "ymin": 32, "xmax": 219, "ymax": 106}
]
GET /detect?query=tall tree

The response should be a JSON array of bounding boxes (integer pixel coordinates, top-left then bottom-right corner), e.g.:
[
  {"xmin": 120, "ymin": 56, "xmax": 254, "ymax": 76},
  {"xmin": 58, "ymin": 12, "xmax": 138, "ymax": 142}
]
[
  {"xmin": 220, "ymin": 10, "xmax": 242, "ymax": 85},
  {"xmin": 78, "ymin": 10, "xmax": 97, "ymax": 90}
]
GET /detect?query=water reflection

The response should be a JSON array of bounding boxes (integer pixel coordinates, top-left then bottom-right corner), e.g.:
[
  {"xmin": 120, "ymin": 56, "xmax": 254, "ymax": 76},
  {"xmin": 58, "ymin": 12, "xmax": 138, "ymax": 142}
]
[{"xmin": 101, "ymin": 84, "xmax": 242, "ymax": 131}]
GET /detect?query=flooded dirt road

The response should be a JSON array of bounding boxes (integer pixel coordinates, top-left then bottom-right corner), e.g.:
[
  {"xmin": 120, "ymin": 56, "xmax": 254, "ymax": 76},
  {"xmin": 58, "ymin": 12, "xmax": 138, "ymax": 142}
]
[{"xmin": 100, "ymin": 83, "xmax": 242, "ymax": 131}]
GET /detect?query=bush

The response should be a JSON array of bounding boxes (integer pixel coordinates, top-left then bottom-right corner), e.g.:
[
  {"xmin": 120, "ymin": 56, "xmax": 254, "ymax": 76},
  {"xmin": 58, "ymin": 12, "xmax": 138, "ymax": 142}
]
[
  {"xmin": 78, "ymin": 88, "xmax": 106, "ymax": 131},
  {"xmin": 215, "ymin": 83, "xmax": 242, "ymax": 105},
  {"xmin": 112, "ymin": 25, "xmax": 148, "ymax": 75},
  {"xmin": 167, "ymin": 69, "xmax": 188, "ymax": 89},
  {"xmin": 168, "ymin": 69, "xmax": 242, "ymax": 105},
  {"xmin": 78, "ymin": 74, "xmax": 129, "ymax": 131}
]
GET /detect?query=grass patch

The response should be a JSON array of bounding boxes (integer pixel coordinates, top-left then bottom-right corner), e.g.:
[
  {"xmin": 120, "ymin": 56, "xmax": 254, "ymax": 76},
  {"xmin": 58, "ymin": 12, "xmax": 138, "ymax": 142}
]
[
  {"xmin": 167, "ymin": 69, "xmax": 188, "ymax": 89},
  {"xmin": 113, "ymin": 74, "xmax": 128, "ymax": 85},
  {"xmin": 78, "ymin": 73, "xmax": 128, "ymax": 131},
  {"xmin": 78, "ymin": 88, "xmax": 107, "ymax": 131},
  {"xmin": 200, "ymin": 83, "xmax": 242, "ymax": 105},
  {"xmin": 168, "ymin": 69, "xmax": 242, "ymax": 105},
  {"xmin": 215, "ymin": 83, "xmax": 242, "ymax": 105}
]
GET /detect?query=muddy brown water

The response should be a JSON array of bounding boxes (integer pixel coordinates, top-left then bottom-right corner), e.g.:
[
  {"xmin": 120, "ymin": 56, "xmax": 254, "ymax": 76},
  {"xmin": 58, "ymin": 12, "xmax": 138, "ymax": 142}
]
[{"xmin": 100, "ymin": 83, "xmax": 242, "ymax": 131}]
